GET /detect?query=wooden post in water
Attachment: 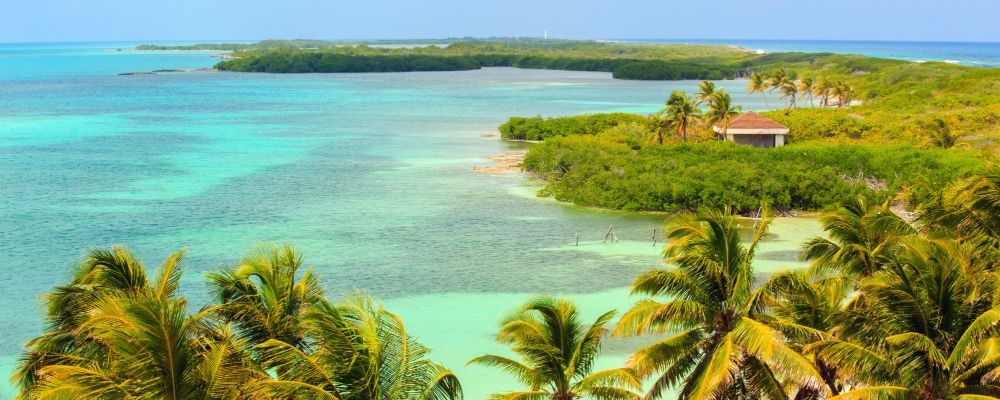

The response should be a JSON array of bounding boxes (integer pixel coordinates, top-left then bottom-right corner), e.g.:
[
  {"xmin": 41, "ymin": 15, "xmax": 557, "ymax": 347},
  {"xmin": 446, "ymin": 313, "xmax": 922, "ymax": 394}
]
[
  {"xmin": 603, "ymin": 226, "xmax": 614, "ymax": 243},
  {"xmin": 651, "ymin": 228, "xmax": 657, "ymax": 246},
  {"xmin": 575, "ymin": 233, "xmax": 579, "ymax": 246}
]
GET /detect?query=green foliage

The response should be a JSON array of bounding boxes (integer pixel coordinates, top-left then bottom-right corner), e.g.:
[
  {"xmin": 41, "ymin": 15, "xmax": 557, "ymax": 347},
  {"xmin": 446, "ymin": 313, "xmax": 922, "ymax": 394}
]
[
  {"xmin": 215, "ymin": 39, "xmax": 760, "ymax": 77},
  {"xmin": 14, "ymin": 245, "xmax": 463, "ymax": 400},
  {"xmin": 523, "ymin": 138, "xmax": 982, "ymax": 212},
  {"xmin": 217, "ymin": 49, "xmax": 482, "ymax": 73},
  {"xmin": 498, "ymin": 113, "xmax": 647, "ymax": 141},
  {"xmin": 469, "ymin": 296, "xmax": 641, "ymax": 399}
]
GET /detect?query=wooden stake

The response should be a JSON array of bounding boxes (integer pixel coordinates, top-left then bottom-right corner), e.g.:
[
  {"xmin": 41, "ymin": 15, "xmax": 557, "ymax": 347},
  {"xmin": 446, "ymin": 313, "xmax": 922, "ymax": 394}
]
[{"xmin": 603, "ymin": 226, "xmax": 614, "ymax": 243}]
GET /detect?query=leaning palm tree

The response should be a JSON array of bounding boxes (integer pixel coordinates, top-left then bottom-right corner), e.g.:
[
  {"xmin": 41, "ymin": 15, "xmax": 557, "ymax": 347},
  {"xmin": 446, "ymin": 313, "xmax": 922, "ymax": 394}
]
[
  {"xmin": 705, "ymin": 90, "xmax": 742, "ymax": 140},
  {"xmin": 802, "ymin": 196, "xmax": 916, "ymax": 278},
  {"xmin": 694, "ymin": 80, "xmax": 716, "ymax": 106},
  {"xmin": 255, "ymin": 292, "xmax": 463, "ymax": 400},
  {"xmin": 470, "ymin": 296, "xmax": 641, "ymax": 400},
  {"xmin": 614, "ymin": 207, "xmax": 825, "ymax": 399},
  {"xmin": 797, "ymin": 77, "xmax": 816, "ymax": 107},
  {"xmin": 809, "ymin": 237, "xmax": 1000, "ymax": 399},
  {"xmin": 813, "ymin": 78, "xmax": 833, "ymax": 107},
  {"xmin": 766, "ymin": 69, "xmax": 787, "ymax": 94},
  {"xmin": 780, "ymin": 80, "xmax": 798, "ymax": 114},
  {"xmin": 208, "ymin": 243, "xmax": 325, "ymax": 349},
  {"xmin": 665, "ymin": 91, "xmax": 700, "ymax": 142},
  {"xmin": 747, "ymin": 72, "xmax": 771, "ymax": 109}
]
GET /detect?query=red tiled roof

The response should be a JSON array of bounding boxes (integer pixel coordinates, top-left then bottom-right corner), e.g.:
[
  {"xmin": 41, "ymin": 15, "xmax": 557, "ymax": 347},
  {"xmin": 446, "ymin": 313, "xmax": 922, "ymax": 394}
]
[{"xmin": 714, "ymin": 112, "xmax": 788, "ymax": 130}]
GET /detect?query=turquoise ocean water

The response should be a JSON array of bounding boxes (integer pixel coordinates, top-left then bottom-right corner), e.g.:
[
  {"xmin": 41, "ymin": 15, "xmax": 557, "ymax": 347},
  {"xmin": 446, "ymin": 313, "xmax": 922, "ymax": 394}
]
[{"xmin": 0, "ymin": 40, "xmax": 994, "ymax": 398}]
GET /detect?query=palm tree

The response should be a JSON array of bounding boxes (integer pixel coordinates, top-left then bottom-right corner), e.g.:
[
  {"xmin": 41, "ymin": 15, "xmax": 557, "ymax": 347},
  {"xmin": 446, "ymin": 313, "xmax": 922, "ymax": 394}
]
[
  {"xmin": 809, "ymin": 237, "xmax": 1000, "ymax": 399},
  {"xmin": 802, "ymin": 196, "xmax": 916, "ymax": 278},
  {"xmin": 798, "ymin": 77, "xmax": 816, "ymax": 107},
  {"xmin": 695, "ymin": 80, "xmax": 716, "ymax": 106},
  {"xmin": 780, "ymin": 80, "xmax": 798, "ymax": 114},
  {"xmin": 766, "ymin": 69, "xmax": 787, "ymax": 94},
  {"xmin": 614, "ymin": 207, "xmax": 826, "ymax": 399},
  {"xmin": 470, "ymin": 296, "xmax": 641, "ymax": 400},
  {"xmin": 813, "ymin": 78, "xmax": 833, "ymax": 107},
  {"xmin": 920, "ymin": 172, "xmax": 1000, "ymax": 242},
  {"xmin": 647, "ymin": 111, "xmax": 672, "ymax": 145},
  {"xmin": 16, "ymin": 247, "xmax": 261, "ymax": 400},
  {"xmin": 208, "ymin": 243, "xmax": 325, "ymax": 349},
  {"xmin": 759, "ymin": 271, "xmax": 854, "ymax": 397},
  {"xmin": 925, "ymin": 118, "xmax": 960, "ymax": 149},
  {"xmin": 665, "ymin": 91, "xmax": 700, "ymax": 142},
  {"xmin": 832, "ymin": 82, "xmax": 853, "ymax": 107},
  {"xmin": 705, "ymin": 90, "xmax": 742, "ymax": 140},
  {"xmin": 14, "ymin": 247, "xmax": 173, "ymax": 396},
  {"xmin": 747, "ymin": 72, "xmax": 771, "ymax": 109},
  {"xmin": 255, "ymin": 292, "xmax": 463, "ymax": 400}
]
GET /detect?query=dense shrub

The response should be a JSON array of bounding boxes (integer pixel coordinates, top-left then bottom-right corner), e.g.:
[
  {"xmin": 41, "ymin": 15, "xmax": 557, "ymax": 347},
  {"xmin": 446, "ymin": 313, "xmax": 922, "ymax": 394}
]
[
  {"xmin": 523, "ymin": 137, "xmax": 982, "ymax": 212},
  {"xmin": 498, "ymin": 113, "xmax": 648, "ymax": 140}
]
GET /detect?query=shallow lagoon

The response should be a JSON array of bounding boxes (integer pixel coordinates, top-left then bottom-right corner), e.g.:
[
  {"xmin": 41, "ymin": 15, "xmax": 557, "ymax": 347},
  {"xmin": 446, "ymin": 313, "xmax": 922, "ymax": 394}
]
[{"xmin": 0, "ymin": 44, "xmax": 815, "ymax": 398}]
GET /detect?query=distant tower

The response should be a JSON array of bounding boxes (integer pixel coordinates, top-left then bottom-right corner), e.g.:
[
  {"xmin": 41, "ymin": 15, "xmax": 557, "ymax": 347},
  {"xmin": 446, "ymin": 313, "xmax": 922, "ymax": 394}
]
[{"xmin": 544, "ymin": 29, "xmax": 548, "ymax": 40}]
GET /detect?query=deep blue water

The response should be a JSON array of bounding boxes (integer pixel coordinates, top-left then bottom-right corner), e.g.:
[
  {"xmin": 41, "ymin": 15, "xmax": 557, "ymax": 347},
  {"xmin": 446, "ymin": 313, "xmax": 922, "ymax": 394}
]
[{"xmin": 632, "ymin": 38, "xmax": 1000, "ymax": 67}]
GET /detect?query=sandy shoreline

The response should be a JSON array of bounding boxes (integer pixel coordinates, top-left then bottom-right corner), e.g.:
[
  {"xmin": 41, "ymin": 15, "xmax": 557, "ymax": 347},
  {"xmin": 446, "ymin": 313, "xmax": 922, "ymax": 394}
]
[{"xmin": 473, "ymin": 151, "xmax": 526, "ymax": 174}]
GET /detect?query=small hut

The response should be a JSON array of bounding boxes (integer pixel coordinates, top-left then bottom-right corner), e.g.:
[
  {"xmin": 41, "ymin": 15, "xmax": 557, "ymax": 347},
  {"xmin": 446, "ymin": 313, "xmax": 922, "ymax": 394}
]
[{"xmin": 713, "ymin": 112, "xmax": 789, "ymax": 148}]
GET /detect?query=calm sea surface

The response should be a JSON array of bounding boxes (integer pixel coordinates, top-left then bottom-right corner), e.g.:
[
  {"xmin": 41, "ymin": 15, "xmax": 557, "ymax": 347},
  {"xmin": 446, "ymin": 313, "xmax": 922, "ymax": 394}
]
[
  {"xmin": 634, "ymin": 38, "xmax": 1000, "ymax": 67},
  {"xmin": 1, "ymin": 39, "xmax": 993, "ymax": 398}
]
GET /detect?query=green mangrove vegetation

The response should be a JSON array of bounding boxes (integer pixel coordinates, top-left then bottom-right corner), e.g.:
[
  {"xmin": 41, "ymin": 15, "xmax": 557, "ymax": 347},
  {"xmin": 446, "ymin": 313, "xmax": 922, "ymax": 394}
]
[
  {"xmin": 212, "ymin": 39, "xmax": 769, "ymax": 79},
  {"xmin": 499, "ymin": 52, "xmax": 999, "ymax": 213},
  {"xmin": 524, "ymin": 138, "xmax": 982, "ymax": 212},
  {"xmin": 14, "ymin": 172, "xmax": 1000, "ymax": 399}
]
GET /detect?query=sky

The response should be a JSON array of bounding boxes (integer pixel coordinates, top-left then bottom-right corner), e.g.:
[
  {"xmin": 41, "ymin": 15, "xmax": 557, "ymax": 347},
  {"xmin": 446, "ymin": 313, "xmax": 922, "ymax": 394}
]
[{"xmin": 2, "ymin": 0, "xmax": 998, "ymax": 43}]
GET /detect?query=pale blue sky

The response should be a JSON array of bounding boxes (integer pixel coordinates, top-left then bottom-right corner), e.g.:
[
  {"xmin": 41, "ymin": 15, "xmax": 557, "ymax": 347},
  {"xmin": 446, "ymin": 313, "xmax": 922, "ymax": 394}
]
[{"xmin": 2, "ymin": 0, "xmax": 998, "ymax": 43}]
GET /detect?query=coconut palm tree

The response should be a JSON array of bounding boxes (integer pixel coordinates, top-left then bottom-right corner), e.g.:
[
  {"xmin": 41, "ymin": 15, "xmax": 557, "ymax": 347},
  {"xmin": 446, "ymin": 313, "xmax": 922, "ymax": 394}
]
[
  {"xmin": 798, "ymin": 77, "xmax": 816, "ymax": 107},
  {"xmin": 14, "ymin": 247, "xmax": 176, "ymax": 396},
  {"xmin": 705, "ymin": 90, "xmax": 742, "ymax": 140},
  {"xmin": 747, "ymin": 72, "xmax": 771, "ymax": 109},
  {"xmin": 665, "ymin": 91, "xmax": 700, "ymax": 142},
  {"xmin": 255, "ymin": 292, "xmax": 463, "ymax": 400},
  {"xmin": 695, "ymin": 80, "xmax": 716, "ymax": 106},
  {"xmin": 208, "ymin": 243, "xmax": 326, "ymax": 349},
  {"xmin": 767, "ymin": 69, "xmax": 787, "ymax": 93},
  {"xmin": 813, "ymin": 78, "xmax": 833, "ymax": 107},
  {"xmin": 16, "ymin": 247, "xmax": 262, "ymax": 400},
  {"xmin": 647, "ymin": 111, "xmax": 672, "ymax": 145},
  {"xmin": 758, "ymin": 271, "xmax": 854, "ymax": 397},
  {"xmin": 809, "ymin": 237, "xmax": 1000, "ymax": 399},
  {"xmin": 470, "ymin": 296, "xmax": 641, "ymax": 400},
  {"xmin": 802, "ymin": 196, "xmax": 916, "ymax": 278},
  {"xmin": 920, "ymin": 172, "xmax": 1000, "ymax": 244},
  {"xmin": 832, "ymin": 82, "xmax": 854, "ymax": 107},
  {"xmin": 614, "ymin": 207, "xmax": 826, "ymax": 399},
  {"xmin": 780, "ymin": 80, "xmax": 798, "ymax": 114}
]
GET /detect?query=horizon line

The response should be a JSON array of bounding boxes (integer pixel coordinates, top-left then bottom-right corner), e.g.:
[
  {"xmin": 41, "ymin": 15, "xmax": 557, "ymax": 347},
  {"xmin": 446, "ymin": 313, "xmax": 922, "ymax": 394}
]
[{"xmin": 2, "ymin": 37, "xmax": 999, "ymax": 46}]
